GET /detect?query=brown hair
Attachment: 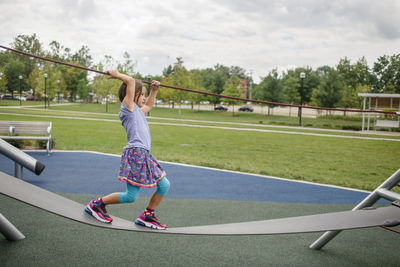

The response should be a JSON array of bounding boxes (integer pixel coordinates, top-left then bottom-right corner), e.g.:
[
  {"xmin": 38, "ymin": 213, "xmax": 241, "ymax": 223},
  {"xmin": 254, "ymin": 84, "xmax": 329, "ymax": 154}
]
[{"xmin": 118, "ymin": 80, "xmax": 144, "ymax": 103}]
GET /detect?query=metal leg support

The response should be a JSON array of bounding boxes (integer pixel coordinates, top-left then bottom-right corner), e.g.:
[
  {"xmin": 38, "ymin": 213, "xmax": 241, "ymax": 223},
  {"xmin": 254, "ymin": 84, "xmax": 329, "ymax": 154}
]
[
  {"xmin": 310, "ymin": 169, "xmax": 400, "ymax": 250},
  {"xmin": 0, "ymin": 213, "xmax": 25, "ymax": 241},
  {"xmin": 14, "ymin": 162, "xmax": 23, "ymax": 179}
]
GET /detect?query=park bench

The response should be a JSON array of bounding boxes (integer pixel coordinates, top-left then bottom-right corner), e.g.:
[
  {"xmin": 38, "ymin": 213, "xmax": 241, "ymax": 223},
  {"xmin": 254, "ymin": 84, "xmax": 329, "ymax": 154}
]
[
  {"xmin": 375, "ymin": 119, "xmax": 399, "ymax": 128},
  {"xmin": 0, "ymin": 121, "xmax": 52, "ymax": 155},
  {"xmin": 374, "ymin": 112, "xmax": 400, "ymax": 129}
]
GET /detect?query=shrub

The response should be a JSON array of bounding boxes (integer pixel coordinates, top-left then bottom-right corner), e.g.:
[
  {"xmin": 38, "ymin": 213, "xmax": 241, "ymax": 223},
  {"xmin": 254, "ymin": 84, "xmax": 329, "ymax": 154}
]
[
  {"xmin": 341, "ymin": 125, "xmax": 362, "ymax": 131},
  {"xmin": 5, "ymin": 135, "xmax": 25, "ymax": 148},
  {"xmin": 36, "ymin": 139, "xmax": 56, "ymax": 149}
]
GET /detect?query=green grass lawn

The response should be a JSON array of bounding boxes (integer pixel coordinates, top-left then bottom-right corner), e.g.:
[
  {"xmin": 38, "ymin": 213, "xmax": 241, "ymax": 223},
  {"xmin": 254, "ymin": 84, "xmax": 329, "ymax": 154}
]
[
  {"xmin": 1, "ymin": 110, "xmax": 399, "ymax": 191},
  {"xmin": 0, "ymin": 99, "xmax": 47, "ymax": 106},
  {"xmin": 47, "ymin": 103, "xmax": 366, "ymax": 129}
]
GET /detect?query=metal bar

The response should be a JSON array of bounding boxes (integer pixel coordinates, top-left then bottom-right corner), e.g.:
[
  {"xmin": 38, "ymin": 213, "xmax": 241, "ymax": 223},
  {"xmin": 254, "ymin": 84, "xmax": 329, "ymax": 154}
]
[
  {"xmin": 0, "ymin": 138, "xmax": 45, "ymax": 175},
  {"xmin": 14, "ymin": 162, "xmax": 22, "ymax": 179},
  {"xmin": 362, "ymin": 97, "xmax": 366, "ymax": 131},
  {"xmin": 310, "ymin": 169, "xmax": 400, "ymax": 250},
  {"xmin": 367, "ymin": 97, "xmax": 371, "ymax": 130},
  {"xmin": 376, "ymin": 188, "xmax": 400, "ymax": 202},
  {"xmin": 0, "ymin": 213, "xmax": 25, "ymax": 241}
]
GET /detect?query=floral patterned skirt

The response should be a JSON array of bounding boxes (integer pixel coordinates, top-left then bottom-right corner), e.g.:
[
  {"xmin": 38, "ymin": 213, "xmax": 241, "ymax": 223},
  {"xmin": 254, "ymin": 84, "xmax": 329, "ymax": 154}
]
[{"xmin": 118, "ymin": 147, "xmax": 166, "ymax": 188}]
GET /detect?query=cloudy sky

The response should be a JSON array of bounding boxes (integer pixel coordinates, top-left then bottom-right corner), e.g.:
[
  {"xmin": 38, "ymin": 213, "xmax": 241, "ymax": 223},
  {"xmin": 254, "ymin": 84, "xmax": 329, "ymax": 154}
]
[{"xmin": 1, "ymin": 0, "xmax": 400, "ymax": 82}]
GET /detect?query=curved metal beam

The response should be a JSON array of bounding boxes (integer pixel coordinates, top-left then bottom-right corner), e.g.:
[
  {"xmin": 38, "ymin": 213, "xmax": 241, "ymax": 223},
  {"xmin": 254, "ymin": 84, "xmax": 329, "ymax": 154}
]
[{"xmin": 1, "ymin": 171, "xmax": 399, "ymax": 236}]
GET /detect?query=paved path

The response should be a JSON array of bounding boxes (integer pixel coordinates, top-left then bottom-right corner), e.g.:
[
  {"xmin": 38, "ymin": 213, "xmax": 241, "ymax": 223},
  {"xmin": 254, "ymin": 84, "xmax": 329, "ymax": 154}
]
[{"xmin": 1, "ymin": 111, "xmax": 399, "ymax": 142}]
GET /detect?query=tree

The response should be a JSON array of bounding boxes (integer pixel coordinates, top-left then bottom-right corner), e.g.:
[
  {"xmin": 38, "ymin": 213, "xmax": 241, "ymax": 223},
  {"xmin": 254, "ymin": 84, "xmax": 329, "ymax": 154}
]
[
  {"xmin": 336, "ymin": 57, "xmax": 373, "ymax": 109},
  {"xmin": 162, "ymin": 65, "xmax": 174, "ymax": 77},
  {"xmin": 372, "ymin": 54, "xmax": 400, "ymax": 93},
  {"xmin": 48, "ymin": 40, "xmax": 72, "ymax": 61},
  {"xmin": 11, "ymin": 34, "xmax": 43, "ymax": 79},
  {"xmin": 27, "ymin": 68, "xmax": 40, "ymax": 96},
  {"xmin": 4, "ymin": 59, "xmax": 25, "ymax": 98},
  {"xmin": 0, "ymin": 66, "xmax": 8, "ymax": 94},
  {"xmin": 161, "ymin": 57, "xmax": 190, "ymax": 111},
  {"xmin": 312, "ymin": 69, "xmax": 344, "ymax": 110},
  {"xmin": 63, "ymin": 65, "xmax": 87, "ymax": 100},
  {"xmin": 198, "ymin": 66, "xmax": 229, "ymax": 106},
  {"xmin": 71, "ymin": 45, "xmax": 93, "ymax": 68},
  {"xmin": 92, "ymin": 55, "xmax": 125, "ymax": 108},
  {"xmin": 222, "ymin": 75, "xmax": 243, "ymax": 115},
  {"xmin": 282, "ymin": 75, "xmax": 300, "ymax": 105},
  {"xmin": 187, "ymin": 69, "xmax": 207, "ymax": 109},
  {"xmin": 254, "ymin": 69, "xmax": 283, "ymax": 115},
  {"xmin": 282, "ymin": 67, "xmax": 319, "ymax": 107},
  {"xmin": 117, "ymin": 52, "xmax": 136, "ymax": 76}
]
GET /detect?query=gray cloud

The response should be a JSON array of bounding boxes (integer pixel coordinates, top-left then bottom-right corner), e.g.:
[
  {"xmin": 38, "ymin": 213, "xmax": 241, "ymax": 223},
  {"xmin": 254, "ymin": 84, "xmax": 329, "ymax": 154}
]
[{"xmin": 0, "ymin": 0, "xmax": 399, "ymax": 82}]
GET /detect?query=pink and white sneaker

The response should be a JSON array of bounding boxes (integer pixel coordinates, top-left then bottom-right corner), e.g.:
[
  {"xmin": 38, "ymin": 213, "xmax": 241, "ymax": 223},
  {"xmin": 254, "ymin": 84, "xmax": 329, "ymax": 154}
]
[
  {"xmin": 135, "ymin": 211, "xmax": 166, "ymax": 230},
  {"xmin": 85, "ymin": 199, "xmax": 113, "ymax": 224}
]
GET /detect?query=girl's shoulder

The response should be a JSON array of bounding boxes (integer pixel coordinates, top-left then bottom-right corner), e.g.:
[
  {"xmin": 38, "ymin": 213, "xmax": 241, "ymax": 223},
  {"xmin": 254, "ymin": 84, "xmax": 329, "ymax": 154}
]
[{"xmin": 121, "ymin": 102, "xmax": 134, "ymax": 113}]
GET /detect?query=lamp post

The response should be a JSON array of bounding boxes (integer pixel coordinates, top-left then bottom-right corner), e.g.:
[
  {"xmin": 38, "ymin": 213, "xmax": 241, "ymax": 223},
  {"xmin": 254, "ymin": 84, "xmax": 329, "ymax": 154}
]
[
  {"xmin": 19, "ymin": 75, "xmax": 23, "ymax": 106},
  {"xmin": 0, "ymin": 72, "xmax": 3, "ymax": 95},
  {"xmin": 44, "ymin": 73, "xmax": 48, "ymax": 109},
  {"xmin": 57, "ymin": 80, "xmax": 60, "ymax": 103},
  {"xmin": 299, "ymin": 72, "xmax": 306, "ymax": 126}
]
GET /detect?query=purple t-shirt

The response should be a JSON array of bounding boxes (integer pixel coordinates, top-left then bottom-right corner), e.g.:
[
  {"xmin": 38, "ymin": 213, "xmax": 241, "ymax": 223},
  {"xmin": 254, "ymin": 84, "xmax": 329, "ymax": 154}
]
[{"xmin": 119, "ymin": 102, "xmax": 151, "ymax": 151}]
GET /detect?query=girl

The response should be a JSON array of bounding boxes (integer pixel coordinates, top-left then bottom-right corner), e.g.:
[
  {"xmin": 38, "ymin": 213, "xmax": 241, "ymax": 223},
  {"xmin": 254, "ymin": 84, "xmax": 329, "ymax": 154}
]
[{"xmin": 85, "ymin": 70, "xmax": 170, "ymax": 230}]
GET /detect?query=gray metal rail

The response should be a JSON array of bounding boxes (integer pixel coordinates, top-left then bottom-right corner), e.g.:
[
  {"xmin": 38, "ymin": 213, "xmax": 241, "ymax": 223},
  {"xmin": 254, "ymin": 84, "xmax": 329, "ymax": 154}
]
[
  {"xmin": 0, "ymin": 138, "xmax": 45, "ymax": 178},
  {"xmin": 310, "ymin": 169, "xmax": 400, "ymax": 250},
  {"xmin": 0, "ymin": 138, "xmax": 46, "ymax": 241}
]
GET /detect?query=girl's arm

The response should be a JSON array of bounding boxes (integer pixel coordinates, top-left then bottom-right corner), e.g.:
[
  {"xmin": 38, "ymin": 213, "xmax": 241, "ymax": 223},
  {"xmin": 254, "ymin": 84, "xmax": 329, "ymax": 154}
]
[
  {"xmin": 107, "ymin": 70, "xmax": 136, "ymax": 111},
  {"xmin": 141, "ymin": 80, "xmax": 160, "ymax": 114}
]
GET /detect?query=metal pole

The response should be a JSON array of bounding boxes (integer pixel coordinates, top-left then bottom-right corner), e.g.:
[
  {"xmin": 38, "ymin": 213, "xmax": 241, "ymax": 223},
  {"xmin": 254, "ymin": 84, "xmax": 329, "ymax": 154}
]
[
  {"xmin": 310, "ymin": 169, "xmax": 400, "ymax": 250},
  {"xmin": 45, "ymin": 76, "xmax": 47, "ymax": 109},
  {"xmin": 298, "ymin": 72, "xmax": 305, "ymax": 126},
  {"xmin": 0, "ymin": 138, "xmax": 45, "ymax": 175},
  {"xmin": 14, "ymin": 162, "xmax": 23, "ymax": 179},
  {"xmin": 19, "ymin": 78, "xmax": 22, "ymax": 106},
  {"xmin": 0, "ymin": 213, "xmax": 25, "ymax": 241},
  {"xmin": 299, "ymin": 78, "xmax": 303, "ymax": 126},
  {"xmin": 367, "ymin": 97, "xmax": 371, "ymax": 130},
  {"xmin": 362, "ymin": 97, "xmax": 366, "ymax": 131}
]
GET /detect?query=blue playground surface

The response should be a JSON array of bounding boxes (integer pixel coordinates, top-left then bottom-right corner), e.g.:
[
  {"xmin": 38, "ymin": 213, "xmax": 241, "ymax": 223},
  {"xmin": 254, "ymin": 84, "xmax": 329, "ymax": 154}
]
[{"xmin": 0, "ymin": 151, "xmax": 384, "ymax": 205}]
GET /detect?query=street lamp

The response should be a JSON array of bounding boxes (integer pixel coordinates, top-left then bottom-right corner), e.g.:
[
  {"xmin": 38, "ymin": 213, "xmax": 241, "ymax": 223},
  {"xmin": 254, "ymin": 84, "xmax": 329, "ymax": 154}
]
[
  {"xmin": 19, "ymin": 75, "xmax": 23, "ymax": 106},
  {"xmin": 57, "ymin": 80, "xmax": 60, "ymax": 103},
  {"xmin": 0, "ymin": 72, "xmax": 3, "ymax": 94},
  {"xmin": 299, "ymin": 72, "xmax": 306, "ymax": 126},
  {"xmin": 44, "ymin": 73, "xmax": 48, "ymax": 109}
]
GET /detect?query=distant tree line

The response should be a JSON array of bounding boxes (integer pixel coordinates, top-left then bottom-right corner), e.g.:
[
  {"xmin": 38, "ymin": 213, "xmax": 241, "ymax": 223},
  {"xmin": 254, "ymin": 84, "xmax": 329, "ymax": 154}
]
[{"xmin": 1, "ymin": 34, "xmax": 399, "ymax": 110}]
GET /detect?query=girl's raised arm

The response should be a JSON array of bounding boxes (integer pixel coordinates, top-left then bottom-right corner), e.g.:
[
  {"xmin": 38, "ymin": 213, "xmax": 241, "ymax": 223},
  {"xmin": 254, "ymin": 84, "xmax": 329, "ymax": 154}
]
[{"xmin": 107, "ymin": 70, "xmax": 136, "ymax": 111}]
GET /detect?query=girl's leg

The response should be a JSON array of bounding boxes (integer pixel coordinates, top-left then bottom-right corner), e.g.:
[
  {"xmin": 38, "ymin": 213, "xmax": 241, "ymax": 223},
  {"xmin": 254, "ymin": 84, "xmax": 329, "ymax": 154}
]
[
  {"xmin": 136, "ymin": 177, "xmax": 170, "ymax": 229},
  {"xmin": 86, "ymin": 183, "xmax": 140, "ymax": 224},
  {"xmin": 147, "ymin": 177, "xmax": 170, "ymax": 210},
  {"xmin": 102, "ymin": 183, "xmax": 140, "ymax": 205}
]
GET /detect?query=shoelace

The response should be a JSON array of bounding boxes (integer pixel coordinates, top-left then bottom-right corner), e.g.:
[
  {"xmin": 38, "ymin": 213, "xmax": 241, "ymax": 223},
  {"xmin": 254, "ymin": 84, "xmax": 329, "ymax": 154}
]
[
  {"xmin": 94, "ymin": 200, "xmax": 110, "ymax": 218},
  {"xmin": 100, "ymin": 204, "xmax": 111, "ymax": 218}
]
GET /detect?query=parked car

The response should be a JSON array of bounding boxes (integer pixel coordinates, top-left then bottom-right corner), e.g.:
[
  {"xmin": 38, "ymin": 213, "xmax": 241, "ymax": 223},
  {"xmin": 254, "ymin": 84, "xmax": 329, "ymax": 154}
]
[
  {"xmin": 2, "ymin": 95, "xmax": 17, "ymax": 100},
  {"xmin": 15, "ymin": 96, "xmax": 27, "ymax": 101},
  {"xmin": 214, "ymin": 105, "xmax": 228, "ymax": 111},
  {"xmin": 53, "ymin": 97, "xmax": 68, "ymax": 103},
  {"xmin": 26, "ymin": 96, "xmax": 42, "ymax": 101},
  {"xmin": 238, "ymin": 105, "xmax": 254, "ymax": 112}
]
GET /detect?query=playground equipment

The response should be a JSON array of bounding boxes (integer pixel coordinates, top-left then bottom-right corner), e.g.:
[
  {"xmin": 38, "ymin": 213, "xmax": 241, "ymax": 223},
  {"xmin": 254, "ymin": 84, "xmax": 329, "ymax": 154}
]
[
  {"xmin": 0, "ymin": 139, "xmax": 399, "ymax": 247},
  {"xmin": 0, "ymin": 138, "xmax": 45, "ymax": 241}
]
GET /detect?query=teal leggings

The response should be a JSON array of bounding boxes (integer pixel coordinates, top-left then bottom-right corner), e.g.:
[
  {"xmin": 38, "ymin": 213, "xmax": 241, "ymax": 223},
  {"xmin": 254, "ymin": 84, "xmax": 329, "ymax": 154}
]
[{"xmin": 118, "ymin": 177, "xmax": 170, "ymax": 203}]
